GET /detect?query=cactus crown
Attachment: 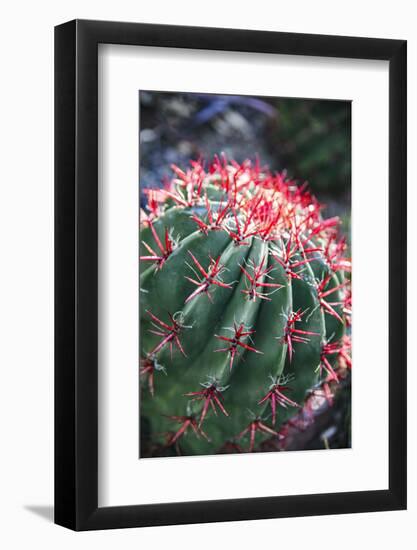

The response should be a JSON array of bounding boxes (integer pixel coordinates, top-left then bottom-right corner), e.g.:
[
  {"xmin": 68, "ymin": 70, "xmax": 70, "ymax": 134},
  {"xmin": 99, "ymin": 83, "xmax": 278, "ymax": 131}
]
[{"xmin": 140, "ymin": 156, "xmax": 351, "ymax": 456}]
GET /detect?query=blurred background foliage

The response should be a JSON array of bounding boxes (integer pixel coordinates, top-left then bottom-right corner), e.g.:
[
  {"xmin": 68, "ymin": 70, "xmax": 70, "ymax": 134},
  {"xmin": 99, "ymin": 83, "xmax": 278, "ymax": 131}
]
[
  {"xmin": 269, "ymin": 98, "xmax": 351, "ymax": 196},
  {"xmin": 139, "ymin": 91, "xmax": 351, "ymax": 240}
]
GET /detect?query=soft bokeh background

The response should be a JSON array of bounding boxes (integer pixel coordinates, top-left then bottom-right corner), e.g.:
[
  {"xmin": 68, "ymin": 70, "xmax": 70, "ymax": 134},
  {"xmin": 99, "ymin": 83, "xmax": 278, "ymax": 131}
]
[{"xmin": 139, "ymin": 91, "xmax": 351, "ymax": 238}]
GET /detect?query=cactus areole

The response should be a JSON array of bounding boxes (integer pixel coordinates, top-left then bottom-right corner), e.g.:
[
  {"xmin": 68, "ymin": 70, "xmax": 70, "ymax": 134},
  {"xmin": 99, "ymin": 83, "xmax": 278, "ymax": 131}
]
[{"xmin": 140, "ymin": 157, "xmax": 351, "ymax": 456}]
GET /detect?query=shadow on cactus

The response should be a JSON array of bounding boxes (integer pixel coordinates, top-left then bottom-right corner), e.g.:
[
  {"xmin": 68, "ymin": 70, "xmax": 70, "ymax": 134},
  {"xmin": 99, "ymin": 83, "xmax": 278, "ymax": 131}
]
[{"xmin": 139, "ymin": 157, "xmax": 351, "ymax": 457}]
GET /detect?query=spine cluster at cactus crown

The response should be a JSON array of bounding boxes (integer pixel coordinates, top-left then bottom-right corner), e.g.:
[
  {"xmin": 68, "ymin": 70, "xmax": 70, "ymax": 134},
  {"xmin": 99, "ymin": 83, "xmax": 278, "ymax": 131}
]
[{"xmin": 139, "ymin": 156, "xmax": 351, "ymax": 456}]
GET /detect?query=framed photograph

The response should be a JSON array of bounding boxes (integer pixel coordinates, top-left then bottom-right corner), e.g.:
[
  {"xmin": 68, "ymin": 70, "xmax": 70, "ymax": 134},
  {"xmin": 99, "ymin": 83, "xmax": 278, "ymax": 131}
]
[{"xmin": 55, "ymin": 19, "xmax": 406, "ymax": 530}]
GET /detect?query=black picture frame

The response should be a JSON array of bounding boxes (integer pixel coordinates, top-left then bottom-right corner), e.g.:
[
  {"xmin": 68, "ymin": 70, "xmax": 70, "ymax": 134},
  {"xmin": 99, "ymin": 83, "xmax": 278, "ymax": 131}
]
[{"xmin": 55, "ymin": 19, "xmax": 407, "ymax": 531}]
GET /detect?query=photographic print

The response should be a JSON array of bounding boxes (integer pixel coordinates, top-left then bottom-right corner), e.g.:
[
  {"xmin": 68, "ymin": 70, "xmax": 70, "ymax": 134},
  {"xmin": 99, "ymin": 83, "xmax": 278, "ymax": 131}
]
[{"xmin": 139, "ymin": 91, "xmax": 351, "ymax": 458}]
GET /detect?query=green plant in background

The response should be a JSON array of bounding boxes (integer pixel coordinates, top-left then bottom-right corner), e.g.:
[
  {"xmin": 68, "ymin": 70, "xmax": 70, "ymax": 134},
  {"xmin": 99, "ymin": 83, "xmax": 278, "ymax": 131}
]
[
  {"xmin": 270, "ymin": 99, "xmax": 351, "ymax": 196},
  {"xmin": 139, "ymin": 157, "xmax": 351, "ymax": 456}
]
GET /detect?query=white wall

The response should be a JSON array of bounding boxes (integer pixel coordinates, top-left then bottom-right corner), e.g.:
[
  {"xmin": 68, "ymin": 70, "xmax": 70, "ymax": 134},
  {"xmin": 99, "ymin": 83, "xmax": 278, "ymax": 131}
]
[{"xmin": 0, "ymin": 1, "xmax": 415, "ymax": 548}]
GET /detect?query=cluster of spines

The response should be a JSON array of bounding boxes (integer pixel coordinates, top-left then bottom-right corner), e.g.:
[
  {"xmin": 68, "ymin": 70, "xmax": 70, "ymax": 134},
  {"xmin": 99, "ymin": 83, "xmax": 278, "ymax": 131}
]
[
  {"xmin": 140, "ymin": 157, "xmax": 351, "ymax": 452},
  {"xmin": 260, "ymin": 360, "xmax": 351, "ymax": 453}
]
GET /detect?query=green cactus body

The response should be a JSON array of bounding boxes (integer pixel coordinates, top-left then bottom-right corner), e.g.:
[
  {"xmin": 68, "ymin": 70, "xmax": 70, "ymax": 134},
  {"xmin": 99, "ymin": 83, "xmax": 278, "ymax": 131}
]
[{"xmin": 139, "ymin": 159, "xmax": 351, "ymax": 456}]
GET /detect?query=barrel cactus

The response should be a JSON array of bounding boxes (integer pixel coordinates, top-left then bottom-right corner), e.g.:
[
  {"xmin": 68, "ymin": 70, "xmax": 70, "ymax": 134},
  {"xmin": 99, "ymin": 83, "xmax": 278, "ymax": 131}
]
[{"xmin": 140, "ymin": 157, "xmax": 351, "ymax": 456}]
